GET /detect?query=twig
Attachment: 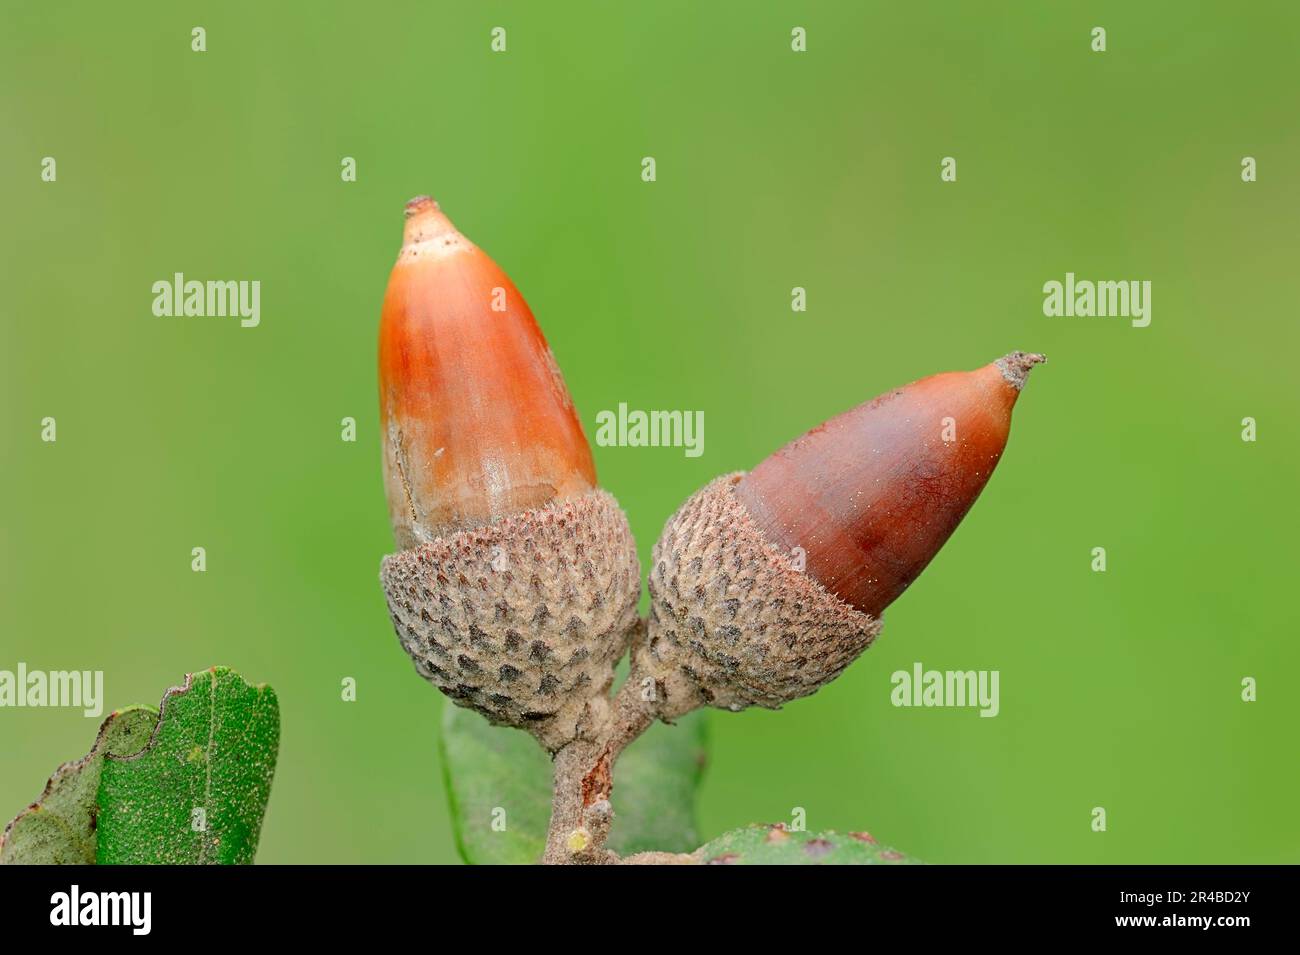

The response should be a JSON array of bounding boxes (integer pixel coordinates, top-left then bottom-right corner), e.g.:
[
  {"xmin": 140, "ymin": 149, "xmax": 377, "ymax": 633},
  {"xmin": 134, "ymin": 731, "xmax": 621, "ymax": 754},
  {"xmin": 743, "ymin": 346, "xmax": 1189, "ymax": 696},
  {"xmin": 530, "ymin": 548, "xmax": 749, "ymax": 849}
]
[
  {"xmin": 541, "ymin": 737, "xmax": 612, "ymax": 864},
  {"xmin": 541, "ymin": 639, "xmax": 660, "ymax": 864}
]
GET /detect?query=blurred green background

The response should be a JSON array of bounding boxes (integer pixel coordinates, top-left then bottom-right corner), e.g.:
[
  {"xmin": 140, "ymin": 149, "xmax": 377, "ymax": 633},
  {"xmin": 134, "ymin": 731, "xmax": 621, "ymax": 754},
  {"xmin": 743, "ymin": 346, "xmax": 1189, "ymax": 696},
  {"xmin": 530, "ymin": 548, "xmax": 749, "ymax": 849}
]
[{"xmin": 2, "ymin": 1, "xmax": 1297, "ymax": 864}]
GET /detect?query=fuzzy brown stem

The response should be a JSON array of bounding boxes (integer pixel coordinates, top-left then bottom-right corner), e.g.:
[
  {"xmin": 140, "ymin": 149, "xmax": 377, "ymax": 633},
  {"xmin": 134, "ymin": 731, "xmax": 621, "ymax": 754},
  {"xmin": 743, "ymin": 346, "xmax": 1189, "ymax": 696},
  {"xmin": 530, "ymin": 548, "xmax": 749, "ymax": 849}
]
[
  {"xmin": 541, "ymin": 652, "xmax": 660, "ymax": 864},
  {"xmin": 542, "ymin": 738, "xmax": 613, "ymax": 864}
]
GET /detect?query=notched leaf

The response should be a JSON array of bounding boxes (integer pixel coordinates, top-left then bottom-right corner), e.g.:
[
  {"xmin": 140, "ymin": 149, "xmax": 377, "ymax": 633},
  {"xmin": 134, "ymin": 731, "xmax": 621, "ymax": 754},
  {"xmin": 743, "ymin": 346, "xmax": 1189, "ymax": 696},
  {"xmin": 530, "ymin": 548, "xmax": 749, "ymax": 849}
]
[
  {"xmin": 95, "ymin": 667, "xmax": 280, "ymax": 864},
  {"xmin": 0, "ymin": 707, "xmax": 158, "ymax": 865}
]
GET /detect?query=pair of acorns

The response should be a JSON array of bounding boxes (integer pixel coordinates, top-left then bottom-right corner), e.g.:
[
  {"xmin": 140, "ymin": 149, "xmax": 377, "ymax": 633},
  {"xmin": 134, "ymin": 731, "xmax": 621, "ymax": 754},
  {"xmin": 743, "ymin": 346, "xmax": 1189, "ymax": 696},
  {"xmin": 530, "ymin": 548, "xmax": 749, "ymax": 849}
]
[{"xmin": 378, "ymin": 197, "xmax": 1042, "ymax": 754}]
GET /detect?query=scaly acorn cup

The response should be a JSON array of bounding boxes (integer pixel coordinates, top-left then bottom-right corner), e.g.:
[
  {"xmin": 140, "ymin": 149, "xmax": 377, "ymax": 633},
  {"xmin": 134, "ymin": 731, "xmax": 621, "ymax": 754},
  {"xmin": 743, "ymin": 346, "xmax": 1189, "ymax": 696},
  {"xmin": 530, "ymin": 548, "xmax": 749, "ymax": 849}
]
[
  {"xmin": 639, "ymin": 352, "xmax": 1044, "ymax": 719},
  {"xmin": 378, "ymin": 197, "xmax": 640, "ymax": 753}
]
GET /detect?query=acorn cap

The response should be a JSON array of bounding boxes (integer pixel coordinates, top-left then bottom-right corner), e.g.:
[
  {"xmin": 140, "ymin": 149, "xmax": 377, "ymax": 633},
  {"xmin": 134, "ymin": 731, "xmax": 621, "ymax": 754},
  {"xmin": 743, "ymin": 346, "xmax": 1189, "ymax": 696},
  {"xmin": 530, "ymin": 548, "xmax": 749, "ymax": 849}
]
[
  {"xmin": 382, "ymin": 488, "xmax": 640, "ymax": 752},
  {"xmin": 641, "ymin": 473, "xmax": 882, "ymax": 719}
]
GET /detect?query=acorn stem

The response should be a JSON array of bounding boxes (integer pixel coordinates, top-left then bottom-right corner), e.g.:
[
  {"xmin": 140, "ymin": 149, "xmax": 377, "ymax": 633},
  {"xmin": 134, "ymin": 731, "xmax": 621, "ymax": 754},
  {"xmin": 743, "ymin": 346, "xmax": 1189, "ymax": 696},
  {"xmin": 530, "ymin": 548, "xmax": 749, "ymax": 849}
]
[
  {"xmin": 542, "ymin": 738, "xmax": 611, "ymax": 864},
  {"xmin": 541, "ymin": 651, "xmax": 659, "ymax": 865}
]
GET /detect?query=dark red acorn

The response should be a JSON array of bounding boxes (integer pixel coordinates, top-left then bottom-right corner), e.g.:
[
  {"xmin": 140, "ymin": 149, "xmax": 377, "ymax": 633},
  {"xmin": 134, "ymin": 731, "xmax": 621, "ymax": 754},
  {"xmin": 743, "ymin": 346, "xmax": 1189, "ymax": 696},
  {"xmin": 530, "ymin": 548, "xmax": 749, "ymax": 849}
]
[
  {"xmin": 735, "ymin": 351, "xmax": 1044, "ymax": 617},
  {"xmin": 640, "ymin": 352, "xmax": 1044, "ymax": 717}
]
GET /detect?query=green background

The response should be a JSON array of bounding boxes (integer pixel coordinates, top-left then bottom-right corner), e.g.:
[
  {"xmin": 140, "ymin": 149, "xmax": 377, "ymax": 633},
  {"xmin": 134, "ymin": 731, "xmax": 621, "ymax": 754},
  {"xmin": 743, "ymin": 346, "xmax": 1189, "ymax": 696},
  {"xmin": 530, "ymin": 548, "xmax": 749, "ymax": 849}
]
[{"xmin": 2, "ymin": 1, "xmax": 1296, "ymax": 864}]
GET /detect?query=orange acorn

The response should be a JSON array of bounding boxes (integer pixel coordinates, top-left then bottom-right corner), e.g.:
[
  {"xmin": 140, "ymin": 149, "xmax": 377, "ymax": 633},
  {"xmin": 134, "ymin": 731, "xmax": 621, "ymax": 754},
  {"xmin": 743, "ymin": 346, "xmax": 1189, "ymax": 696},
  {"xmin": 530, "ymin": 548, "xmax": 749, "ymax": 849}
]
[
  {"xmin": 639, "ymin": 352, "xmax": 1044, "ymax": 717},
  {"xmin": 378, "ymin": 198, "xmax": 639, "ymax": 752},
  {"xmin": 379, "ymin": 196, "xmax": 596, "ymax": 548}
]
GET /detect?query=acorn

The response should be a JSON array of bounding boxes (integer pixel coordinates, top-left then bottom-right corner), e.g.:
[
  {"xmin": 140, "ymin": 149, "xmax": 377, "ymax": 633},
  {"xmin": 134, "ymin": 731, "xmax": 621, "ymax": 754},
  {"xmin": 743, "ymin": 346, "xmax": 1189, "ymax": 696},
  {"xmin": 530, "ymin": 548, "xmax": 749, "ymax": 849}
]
[
  {"xmin": 378, "ymin": 197, "xmax": 639, "ymax": 752},
  {"xmin": 639, "ymin": 352, "xmax": 1044, "ymax": 718}
]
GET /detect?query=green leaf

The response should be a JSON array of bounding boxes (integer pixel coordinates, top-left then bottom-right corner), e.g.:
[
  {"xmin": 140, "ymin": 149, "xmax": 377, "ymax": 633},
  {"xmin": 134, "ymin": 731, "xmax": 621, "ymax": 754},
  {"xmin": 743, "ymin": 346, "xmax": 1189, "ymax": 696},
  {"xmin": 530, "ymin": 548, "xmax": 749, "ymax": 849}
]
[
  {"xmin": 439, "ymin": 707, "xmax": 552, "ymax": 865},
  {"xmin": 0, "ymin": 707, "xmax": 158, "ymax": 865},
  {"xmin": 95, "ymin": 667, "xmax": 280, "ymax": 864},
  {"xmin": 440, "ymin": 703, "xmax": 709, "ymax": 864},
  {"xmin": 694, "ymin": 824, "xmax": 922, "ymax": 865},
  {"xmin": 605, "ymin": 712, "xmax": 708, "ymax": 856}
]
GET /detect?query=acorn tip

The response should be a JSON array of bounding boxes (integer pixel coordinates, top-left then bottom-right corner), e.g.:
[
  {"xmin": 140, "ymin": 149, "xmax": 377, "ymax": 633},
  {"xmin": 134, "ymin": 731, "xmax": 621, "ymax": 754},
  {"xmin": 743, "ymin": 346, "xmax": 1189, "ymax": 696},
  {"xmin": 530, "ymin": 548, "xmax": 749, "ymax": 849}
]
[
  {"xmin": 995, "ymin": 351, "xmax": 1046, "ymax": 390},
  {"xmin": 399, "ymin": 196, "xmax": 461, "ymax": 248},
  {"xmin": 404, "ymin": 195, "xmax": 439, "ymax": 218}
]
